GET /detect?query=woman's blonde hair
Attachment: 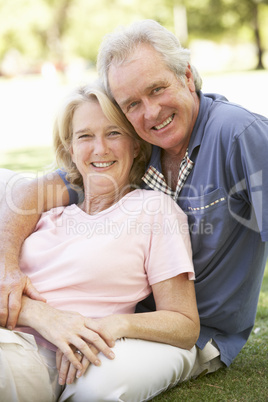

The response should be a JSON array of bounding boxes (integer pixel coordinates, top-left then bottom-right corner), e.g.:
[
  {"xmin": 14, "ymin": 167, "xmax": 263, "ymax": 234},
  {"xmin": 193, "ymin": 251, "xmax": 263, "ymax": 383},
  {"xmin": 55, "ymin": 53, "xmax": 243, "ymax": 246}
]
[{"xmin": 53, "ymin": 82, "xmax": 151, "ymax": 191}]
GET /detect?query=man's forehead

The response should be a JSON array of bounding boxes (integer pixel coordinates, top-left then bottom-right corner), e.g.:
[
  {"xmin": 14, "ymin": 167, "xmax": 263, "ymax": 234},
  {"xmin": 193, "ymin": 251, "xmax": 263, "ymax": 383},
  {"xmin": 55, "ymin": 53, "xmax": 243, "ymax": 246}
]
[
  {"xmin": 108, "ymin": 50, "xmax": 165, "ymax": 88},
  {"xmin": 111, "ymin": 43, "xmax": 158, "ymax": 65}
]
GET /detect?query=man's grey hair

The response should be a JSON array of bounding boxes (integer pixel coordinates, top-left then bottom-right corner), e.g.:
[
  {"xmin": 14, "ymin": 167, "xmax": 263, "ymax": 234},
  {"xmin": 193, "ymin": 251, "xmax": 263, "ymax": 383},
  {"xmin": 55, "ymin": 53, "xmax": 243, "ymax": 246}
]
[{"xmin": 97, "ymin": 19, "xmax": 202, "ymax": 98}]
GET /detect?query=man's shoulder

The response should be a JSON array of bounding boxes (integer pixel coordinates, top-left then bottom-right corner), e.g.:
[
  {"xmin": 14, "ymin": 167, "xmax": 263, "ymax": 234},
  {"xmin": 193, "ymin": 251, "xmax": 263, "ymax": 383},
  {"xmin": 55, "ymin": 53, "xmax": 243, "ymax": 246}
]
[
  {"xmin": 203, "ymin": 93, "xmax": 266, "ymax": 140},
  {"xmin": 204, "ymin": 92, "xmax": 265, "ymax": 124}
]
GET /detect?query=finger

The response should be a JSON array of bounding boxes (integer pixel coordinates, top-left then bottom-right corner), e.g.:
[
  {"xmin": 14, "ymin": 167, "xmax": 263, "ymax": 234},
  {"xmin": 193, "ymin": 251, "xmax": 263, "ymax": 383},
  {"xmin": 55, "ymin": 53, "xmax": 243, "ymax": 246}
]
[
  {"xmin": 0, "ymin": 290, "xmax": 8, "ymax": 327},
  {"xmin": 24, "ymin": 278, "xmax": 46, "ymax": 302},
  {"xmin": 76, "ymin": 355, "xmax": 90, "ymax": 380},
  {"xmin": 66, "ymin": 351, "xmax": 83, "ymax": 384},
  {"xmin": 80, "ymin": 331, "xmax": 115, "ymax": 362},
  {"xmin": 58, "ymin": 353, "xmax": 72, "ymax": 385},
  {"xmin": 71, "ymin": 340, "xmax": 102, "ymax": 367},
  {"xmin": 6, "ymin": 290, "xmax": 23, "ymax": 330},
  {"xmin": 56, "ymin": 349, "xmax": 64, "ymax": 371},
  {"xmin": 86, "ymin": 319, "xmax": 115, "ymax": 348},
  {"xmin": 60, "ymin": 345, "xmax": 83, "ymax": 372}
]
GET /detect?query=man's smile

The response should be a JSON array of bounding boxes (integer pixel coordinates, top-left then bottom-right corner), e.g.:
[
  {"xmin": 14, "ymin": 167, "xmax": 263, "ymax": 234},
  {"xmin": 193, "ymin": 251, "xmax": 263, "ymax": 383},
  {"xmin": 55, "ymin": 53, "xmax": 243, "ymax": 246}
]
[{"xmin": 152, "ymin": 114, "xmax": 174, "ymax": 130}]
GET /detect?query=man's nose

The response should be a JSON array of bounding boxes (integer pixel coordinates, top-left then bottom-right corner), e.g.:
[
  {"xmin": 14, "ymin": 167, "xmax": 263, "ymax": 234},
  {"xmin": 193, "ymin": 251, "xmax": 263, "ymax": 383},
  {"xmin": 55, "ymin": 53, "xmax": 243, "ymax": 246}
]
[{"xmin": 143, "ymin": 98, "xmax": 161, "ymax": 121}]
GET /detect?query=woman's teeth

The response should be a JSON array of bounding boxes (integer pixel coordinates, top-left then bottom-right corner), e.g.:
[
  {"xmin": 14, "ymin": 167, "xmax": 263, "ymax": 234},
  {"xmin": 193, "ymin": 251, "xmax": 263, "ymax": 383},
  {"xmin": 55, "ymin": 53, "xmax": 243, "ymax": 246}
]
[
  {"xmin": 92, "ymin": 162, "xmax": 115, "ymax": 168},
  {"xmin": 153, "ymin": 114, "xmax": 174, "ymax": 130}
]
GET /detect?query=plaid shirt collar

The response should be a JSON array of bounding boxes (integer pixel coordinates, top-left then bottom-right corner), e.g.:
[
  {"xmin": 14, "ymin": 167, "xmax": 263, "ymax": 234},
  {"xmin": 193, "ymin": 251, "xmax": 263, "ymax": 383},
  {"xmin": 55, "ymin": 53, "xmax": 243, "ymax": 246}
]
[{"xmin": 142, "ymin": 149, "xmax": 194, "ymax": 201}]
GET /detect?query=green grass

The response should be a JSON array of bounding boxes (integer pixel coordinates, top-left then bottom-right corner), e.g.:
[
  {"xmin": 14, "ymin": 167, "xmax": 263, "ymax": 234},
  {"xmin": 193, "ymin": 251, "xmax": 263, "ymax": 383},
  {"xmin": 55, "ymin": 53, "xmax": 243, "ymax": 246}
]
[
  {"xmin": 1, "ymin": 146, "xmax": 267, "ymax": 401},
  {"xmin": 153, "ymin": 266, "xmax": 268, "ymax": 401},
  {"xmin": 0, "ymin": 146, "xmax": 54, "ymax": 173}
]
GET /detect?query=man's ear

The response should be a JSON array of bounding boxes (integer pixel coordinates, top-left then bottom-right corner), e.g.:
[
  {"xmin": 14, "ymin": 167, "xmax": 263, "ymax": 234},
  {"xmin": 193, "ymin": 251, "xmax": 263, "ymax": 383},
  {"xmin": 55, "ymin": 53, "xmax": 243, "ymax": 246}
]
[{"xmin": 185, "ymin": 64, "xmax": 196, "ymax": 92}]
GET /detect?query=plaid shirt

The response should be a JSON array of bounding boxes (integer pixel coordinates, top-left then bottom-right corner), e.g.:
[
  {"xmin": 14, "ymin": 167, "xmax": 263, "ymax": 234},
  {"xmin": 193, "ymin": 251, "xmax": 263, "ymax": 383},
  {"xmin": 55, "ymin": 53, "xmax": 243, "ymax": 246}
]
[{"xmin": 142, "ymin": 149, "xmax": 194, "ymax": 201}]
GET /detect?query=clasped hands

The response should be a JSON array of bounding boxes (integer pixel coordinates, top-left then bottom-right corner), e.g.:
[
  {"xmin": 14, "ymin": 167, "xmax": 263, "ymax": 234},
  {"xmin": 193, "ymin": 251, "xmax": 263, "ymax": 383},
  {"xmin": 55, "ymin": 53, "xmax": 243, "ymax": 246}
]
[
  {"xmin": 34, "ymin": 308, "xmax": 118, "ymax": 385},
  {"xmin": 0, "ymin": 271, "xmax": 118, "ymax": 385},
  {"xmin": 56, "ymin": 342, "xmax": 100, "ymax": 385}
]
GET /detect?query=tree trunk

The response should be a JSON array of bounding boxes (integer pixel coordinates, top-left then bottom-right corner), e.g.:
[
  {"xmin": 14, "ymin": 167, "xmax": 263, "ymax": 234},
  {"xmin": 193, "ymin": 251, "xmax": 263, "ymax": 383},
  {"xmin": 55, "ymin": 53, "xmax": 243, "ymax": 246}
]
[{"xmin": 252, "ymin": 3, "xmax": 264, "ymax": 70}]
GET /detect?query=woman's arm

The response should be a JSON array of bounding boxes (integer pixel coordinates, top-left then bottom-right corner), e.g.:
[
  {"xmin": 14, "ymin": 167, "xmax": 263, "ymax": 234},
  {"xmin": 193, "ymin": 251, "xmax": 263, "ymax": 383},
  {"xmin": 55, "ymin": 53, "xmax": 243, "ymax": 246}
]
[
  {"xmin": 0, "ymin": 170, "xmax": 70, "ymax": 329},
  {"xmin": 98, "ymin": 273, "xmax": 200, "ymax": 350},
  {"xmin": 56, "ymin": 273, "xmax": 199, "ymax": 385},
  {"xmin": 17, "ymin": 296, "xmax": 115, "ymax": 370}
]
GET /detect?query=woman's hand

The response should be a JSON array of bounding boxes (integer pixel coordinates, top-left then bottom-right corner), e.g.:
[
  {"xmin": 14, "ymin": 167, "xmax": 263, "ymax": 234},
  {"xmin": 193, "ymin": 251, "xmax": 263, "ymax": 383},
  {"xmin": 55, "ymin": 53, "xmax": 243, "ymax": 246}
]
[
  {"xmin": 18, "ymin": 297, "xmax": 116, "ymax": 370},
  {"xmin": 56, "ymin": 345, "xmax": 97, "ymax": 385},
  {"xmin": 55, "ymin": 315, "xmax": 129, "ymax": 385}
]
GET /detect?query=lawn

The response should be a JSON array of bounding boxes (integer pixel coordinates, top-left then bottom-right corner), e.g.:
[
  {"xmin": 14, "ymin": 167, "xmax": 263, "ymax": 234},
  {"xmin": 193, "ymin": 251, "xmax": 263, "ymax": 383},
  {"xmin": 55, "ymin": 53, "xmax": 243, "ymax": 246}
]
[
  {"xmin": 154, "ymin": 266, "xmax": 268, "ymax": 401},
  {"xmin": 1, "ymin": 145, "xmax": 267, "ymax": 402}
]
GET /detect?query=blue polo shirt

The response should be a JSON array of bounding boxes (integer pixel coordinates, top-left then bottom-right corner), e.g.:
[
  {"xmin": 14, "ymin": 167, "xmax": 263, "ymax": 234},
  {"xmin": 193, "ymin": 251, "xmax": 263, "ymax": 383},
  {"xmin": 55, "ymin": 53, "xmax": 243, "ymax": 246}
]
[
  {"xmin": 58, "ymin": 92, "xmax": 268, "ymax": 367},
  {"xmin": 141, "ymin": 92, "xmax": 268, "ymax": 366}
]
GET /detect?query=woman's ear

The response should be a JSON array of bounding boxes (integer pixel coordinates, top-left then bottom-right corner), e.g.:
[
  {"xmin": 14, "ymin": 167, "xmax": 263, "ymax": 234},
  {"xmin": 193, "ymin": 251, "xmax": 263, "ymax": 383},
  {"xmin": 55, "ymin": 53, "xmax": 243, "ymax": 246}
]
[
  {"xmin": 133, "ymin": 141, "xmax": 140, "ymax": 158},
  {"xmin": 70, "ymin": 144, "xmax": 75, "ymax": 163}
]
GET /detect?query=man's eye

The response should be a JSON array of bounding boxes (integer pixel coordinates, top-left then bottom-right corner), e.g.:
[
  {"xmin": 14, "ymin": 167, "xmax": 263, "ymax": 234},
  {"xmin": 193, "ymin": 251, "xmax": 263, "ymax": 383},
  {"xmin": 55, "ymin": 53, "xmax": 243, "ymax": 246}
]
[
  {"xmin": 153, "ymin": 87, "xmax": 163, "ymax": 94},
  {"xmin": 128, "ymin": 101, "xmax": 139, "ymax": 110}
]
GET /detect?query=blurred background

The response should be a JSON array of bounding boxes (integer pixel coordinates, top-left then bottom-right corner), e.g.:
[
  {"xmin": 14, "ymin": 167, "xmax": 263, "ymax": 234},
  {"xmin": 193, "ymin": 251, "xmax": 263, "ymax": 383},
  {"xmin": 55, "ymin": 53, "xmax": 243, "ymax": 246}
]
[{"xmin": 0, "ymin": 0, "xmax": 268, "ymax": 173}]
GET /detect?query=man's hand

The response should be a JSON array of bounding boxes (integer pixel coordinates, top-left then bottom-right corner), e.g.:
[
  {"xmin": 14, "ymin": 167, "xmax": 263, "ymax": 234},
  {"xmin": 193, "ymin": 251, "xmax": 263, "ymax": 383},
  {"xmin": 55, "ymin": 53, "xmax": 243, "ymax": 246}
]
[
  {"xmin": 56, "ymin": 346, "xmax": 94, "ymax": 385},
  {"xmin": 0, "ymin": 264, "xmax": 45, "ymax": 329}
]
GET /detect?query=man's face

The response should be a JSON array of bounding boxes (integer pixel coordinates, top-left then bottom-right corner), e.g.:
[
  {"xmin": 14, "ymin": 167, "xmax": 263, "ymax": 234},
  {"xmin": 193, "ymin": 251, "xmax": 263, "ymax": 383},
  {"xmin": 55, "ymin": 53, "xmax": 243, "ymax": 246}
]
[{"xmin": 108, "ymin": 44, "xmax": 199, "ymax": 156}]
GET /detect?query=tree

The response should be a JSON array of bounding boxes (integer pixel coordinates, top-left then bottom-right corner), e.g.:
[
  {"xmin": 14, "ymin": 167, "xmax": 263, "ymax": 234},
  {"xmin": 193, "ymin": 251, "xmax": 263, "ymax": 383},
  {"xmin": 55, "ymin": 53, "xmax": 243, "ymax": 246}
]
[
  {"xmin": 32, "ymin": 0, "xmax": 75, "ymax": 68},
  {"xmin": 166, "ymin": 0, "xmax": 268, "ymax": 69}
]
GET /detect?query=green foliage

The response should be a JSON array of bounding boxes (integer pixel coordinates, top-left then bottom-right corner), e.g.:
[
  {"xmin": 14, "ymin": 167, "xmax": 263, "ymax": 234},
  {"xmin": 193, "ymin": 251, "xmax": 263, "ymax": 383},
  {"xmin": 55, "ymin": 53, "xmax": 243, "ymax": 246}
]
[
  {"xmin": 1, "ymin": 0, "xmax": 267, "ymax": 69},
  {"xmin": 0, "ymin": 0, "xmax": 48, "ymax": 60}
]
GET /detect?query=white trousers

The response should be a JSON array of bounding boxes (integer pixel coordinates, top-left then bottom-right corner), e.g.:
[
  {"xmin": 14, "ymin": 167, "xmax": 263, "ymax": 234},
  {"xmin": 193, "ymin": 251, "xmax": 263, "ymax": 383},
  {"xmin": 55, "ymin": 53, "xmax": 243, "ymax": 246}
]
[{"xmin": 0, "ymin": 328, "xmax": 222, "ymax": 402}]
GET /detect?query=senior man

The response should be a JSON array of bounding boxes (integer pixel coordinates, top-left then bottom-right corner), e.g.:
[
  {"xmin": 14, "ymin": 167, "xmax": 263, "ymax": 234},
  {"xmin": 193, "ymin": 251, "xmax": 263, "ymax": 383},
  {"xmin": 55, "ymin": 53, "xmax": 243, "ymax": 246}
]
[{"xmin": 1, "ymin": 20, "xmax": 268, "ymax": 384}]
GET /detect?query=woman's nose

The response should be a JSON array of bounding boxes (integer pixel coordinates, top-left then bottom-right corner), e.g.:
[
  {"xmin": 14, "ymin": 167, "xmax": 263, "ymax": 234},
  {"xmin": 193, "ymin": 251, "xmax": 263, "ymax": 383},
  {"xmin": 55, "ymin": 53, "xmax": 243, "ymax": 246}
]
[{"xmin": 93, "ymin": 137, "xmax": 109, "ymax": 155}]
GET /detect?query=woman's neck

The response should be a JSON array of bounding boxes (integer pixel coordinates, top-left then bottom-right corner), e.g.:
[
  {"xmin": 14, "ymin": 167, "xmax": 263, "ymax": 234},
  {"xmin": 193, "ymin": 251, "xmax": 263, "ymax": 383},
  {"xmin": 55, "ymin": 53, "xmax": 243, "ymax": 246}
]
[{"xmin": 80, "ymin": 187, "xmax": 131, "ymax": 215}]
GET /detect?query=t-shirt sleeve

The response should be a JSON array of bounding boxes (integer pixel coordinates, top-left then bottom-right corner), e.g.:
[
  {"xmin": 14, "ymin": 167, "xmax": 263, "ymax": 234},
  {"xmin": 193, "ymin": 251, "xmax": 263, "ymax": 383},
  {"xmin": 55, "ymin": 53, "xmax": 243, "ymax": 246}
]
[
  {"xmin": 56, "ymin": 168, "xmax": 82, "ymax": 205},
  {"xmin": 229, "ymin": 116, "xmax": 268, "ymax": 242},
  {"xmin": 144, "ymin": 193, "xmax": 195, "ymax": 285}
]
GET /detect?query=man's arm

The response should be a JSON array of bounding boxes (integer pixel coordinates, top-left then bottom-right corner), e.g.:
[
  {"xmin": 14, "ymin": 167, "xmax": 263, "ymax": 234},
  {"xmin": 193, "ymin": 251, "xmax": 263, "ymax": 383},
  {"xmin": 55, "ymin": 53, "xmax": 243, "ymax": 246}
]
[{"xmin": 0, "ymin": 169, "xmax": 70, "ymax": 329}]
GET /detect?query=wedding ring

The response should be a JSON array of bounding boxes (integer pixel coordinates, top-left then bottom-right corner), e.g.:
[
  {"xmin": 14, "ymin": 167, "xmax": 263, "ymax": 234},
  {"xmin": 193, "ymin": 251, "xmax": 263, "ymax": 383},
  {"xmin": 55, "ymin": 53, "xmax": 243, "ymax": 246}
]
[{"xmin": 75, "ymin": 350, "xmax": 83, "ymax": 356}]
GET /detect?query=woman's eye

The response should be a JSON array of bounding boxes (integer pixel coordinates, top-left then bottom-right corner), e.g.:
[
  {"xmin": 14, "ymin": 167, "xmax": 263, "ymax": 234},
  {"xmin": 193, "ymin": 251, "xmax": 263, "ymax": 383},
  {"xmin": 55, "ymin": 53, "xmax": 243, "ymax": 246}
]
[
  {"xmin": 109, "ymin": 131, "xmax": 121, "ymax": 136},
  {"xmin": 78, "ymin": 134, "xmax": 93, "ymax": 140}
]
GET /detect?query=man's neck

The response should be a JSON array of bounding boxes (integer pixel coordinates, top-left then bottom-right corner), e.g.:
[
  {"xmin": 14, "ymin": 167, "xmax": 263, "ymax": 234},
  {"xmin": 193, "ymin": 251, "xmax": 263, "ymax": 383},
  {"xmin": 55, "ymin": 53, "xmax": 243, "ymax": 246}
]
[{"xmin": 161, "ymin": 149, "xmax": 186, "ymax": 191}]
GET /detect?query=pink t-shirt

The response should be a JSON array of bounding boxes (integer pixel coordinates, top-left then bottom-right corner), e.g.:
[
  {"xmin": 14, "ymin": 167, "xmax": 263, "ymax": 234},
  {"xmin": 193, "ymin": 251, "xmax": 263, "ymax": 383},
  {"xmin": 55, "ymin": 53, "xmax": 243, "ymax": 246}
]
[{"xmin": 18, "ymin": 189, "xmax": 194, "ymax": 349}]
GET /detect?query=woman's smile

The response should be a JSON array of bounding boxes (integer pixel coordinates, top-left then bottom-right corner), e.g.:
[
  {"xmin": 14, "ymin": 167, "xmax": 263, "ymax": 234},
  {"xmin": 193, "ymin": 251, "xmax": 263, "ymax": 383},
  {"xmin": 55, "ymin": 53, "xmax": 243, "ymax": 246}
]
[{"xmin": 90, "ymin": 161, "xmax": 116, "ymax": 168}]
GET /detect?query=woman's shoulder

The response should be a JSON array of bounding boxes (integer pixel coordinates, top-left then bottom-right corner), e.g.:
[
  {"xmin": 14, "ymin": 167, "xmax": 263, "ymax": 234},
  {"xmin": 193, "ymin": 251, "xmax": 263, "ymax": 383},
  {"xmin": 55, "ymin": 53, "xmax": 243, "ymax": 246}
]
[
  {"xmin": 125, "ymin": 189, "xmax": 186, "ymax": 218},
  {"xmin": 37, "ymin": 205, "xmax": 79, "ymax": 227}
]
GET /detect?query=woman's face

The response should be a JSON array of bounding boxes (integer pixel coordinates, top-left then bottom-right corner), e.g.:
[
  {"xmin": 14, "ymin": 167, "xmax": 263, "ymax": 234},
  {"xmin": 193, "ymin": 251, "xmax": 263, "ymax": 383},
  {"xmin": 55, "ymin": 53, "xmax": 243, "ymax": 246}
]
[{"xmin": 71, "ymin": 100, "xmax": 140, "ymax": 195}]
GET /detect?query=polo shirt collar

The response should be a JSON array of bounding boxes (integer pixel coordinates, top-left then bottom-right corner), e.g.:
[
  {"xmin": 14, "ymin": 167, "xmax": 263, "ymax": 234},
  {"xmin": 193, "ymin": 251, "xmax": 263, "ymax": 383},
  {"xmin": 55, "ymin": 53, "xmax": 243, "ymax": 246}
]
[
  {"xmin": 188, "ymin": 92, "xmax": 229, "ymax": 160},
  {"xmin": 145, "ymin": 91, "xmax": 229, "ymax": 170}
]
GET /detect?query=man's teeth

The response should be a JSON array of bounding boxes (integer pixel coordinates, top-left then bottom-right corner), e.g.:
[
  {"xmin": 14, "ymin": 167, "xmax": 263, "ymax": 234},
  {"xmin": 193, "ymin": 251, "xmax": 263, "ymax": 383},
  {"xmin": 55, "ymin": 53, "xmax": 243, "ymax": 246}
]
[
  {"xmin": 92, "ymin": 162, "xmax": 115, "ymax": 168},
  {"xmin": 154, "ymin": 115, "xmax": 174, "ymax": 130}
]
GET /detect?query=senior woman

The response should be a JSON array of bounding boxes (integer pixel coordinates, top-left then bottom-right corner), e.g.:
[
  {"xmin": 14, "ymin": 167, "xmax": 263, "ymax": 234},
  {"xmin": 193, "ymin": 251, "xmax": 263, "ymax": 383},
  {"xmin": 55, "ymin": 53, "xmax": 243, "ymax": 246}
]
[{"xmin": 0, "ymin": 83, "xmax": 199, "ymax": 402}]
